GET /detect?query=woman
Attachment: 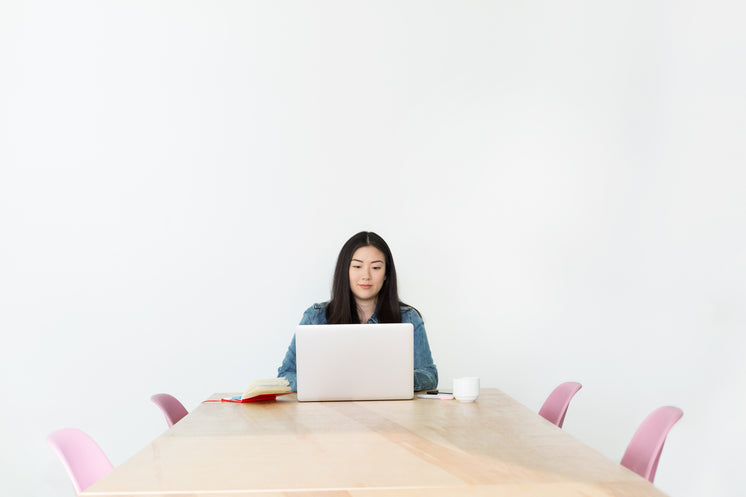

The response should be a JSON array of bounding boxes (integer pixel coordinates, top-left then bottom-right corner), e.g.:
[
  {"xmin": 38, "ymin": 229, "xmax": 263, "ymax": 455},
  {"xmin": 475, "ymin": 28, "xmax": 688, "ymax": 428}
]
[{"xmin": 278, "ymin": 231, "xmax": 438, "ymax": 392}]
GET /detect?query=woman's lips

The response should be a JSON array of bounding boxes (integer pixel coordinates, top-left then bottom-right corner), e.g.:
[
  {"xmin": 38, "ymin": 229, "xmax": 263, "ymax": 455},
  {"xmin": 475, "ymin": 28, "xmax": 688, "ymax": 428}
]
[{"xmin": 359, "ymin": 284, "xmax": 372, "ymax": 289}]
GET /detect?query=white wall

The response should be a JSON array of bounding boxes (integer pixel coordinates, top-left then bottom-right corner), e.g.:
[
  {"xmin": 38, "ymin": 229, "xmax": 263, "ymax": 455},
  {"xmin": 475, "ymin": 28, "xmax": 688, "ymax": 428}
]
[{"xmin": 2, "ymin": 2, "xmax": 744, "ymax": 496}]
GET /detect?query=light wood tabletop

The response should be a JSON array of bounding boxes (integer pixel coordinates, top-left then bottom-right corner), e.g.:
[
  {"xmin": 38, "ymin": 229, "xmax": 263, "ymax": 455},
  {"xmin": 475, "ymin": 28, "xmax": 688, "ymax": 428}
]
[{"xmin": 83, "ymin": 389, "xmax": 669, "ymax": 497}]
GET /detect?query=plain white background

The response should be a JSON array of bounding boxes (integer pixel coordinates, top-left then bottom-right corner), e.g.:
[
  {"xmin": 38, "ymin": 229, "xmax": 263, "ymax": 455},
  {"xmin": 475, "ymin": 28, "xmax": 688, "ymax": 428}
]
[{"xmin": 1, "ymin": 2, "xmax": 744, "ymax": 496}]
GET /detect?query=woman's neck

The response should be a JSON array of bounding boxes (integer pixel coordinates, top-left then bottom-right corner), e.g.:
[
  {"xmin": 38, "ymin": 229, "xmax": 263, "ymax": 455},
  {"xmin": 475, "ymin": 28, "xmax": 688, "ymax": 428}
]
[{"xmin": 355, "ymin": 298, "xmax": 377, "ymax": 323}]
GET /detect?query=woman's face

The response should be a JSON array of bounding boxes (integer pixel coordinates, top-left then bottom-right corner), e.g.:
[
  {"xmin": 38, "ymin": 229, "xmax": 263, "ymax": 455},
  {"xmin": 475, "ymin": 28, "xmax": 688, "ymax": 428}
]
[{"xmin": 348, "ymin": 245, "xmax": 386, "ymax": 305}]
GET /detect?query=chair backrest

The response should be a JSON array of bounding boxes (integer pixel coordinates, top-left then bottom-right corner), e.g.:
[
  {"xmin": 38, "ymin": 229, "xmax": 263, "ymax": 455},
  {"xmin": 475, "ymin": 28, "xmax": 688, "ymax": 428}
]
[
  {"xmin": 47, "ymin": 428, "xmax": 114, "ymax": 495},
  {"xmin": 538, "ymin": 381, "xmax": 582, "ymax": 428},
  {"xmin": 620, "ymin": 406, "xmax": 683, "ymax": 482},
  {"xmin": 150, "ymin": 393, "xmax": 189, "ymax": 427}
]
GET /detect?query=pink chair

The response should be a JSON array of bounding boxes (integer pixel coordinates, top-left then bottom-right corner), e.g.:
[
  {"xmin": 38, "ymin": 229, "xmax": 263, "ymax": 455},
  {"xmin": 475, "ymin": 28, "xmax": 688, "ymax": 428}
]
[
  {"xmin": 620, "ymin": 406, "xmax": 683, "ymax": 482},
  {"xmin": 538, "ymin": 381, "xmax": 583, "ymax": 428},
  {"xmin": 150, "ymin": 393, "xmax": 189, "ymax": 427},
  {"xmin": 47, "ymin": 428, "xmax": 114, "ymax": 495}
]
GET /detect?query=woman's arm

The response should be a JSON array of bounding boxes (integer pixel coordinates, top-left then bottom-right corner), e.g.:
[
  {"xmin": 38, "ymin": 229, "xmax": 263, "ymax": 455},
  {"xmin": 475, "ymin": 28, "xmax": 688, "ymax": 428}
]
[
  {"xmin": 277, "ymin": 304, "xmax": 326, "ymax": 392},
  {"xmin": 277, "ymin": 334, "xmax": 298, "ymax": 392},
  {"xmin": 405, "ymin": 308, "xmax": 438, "ymax": 391}
]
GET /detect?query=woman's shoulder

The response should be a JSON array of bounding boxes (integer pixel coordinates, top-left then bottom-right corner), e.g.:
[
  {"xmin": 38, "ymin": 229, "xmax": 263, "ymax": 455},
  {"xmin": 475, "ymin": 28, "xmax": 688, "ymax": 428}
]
[
  {"xmin": 399, "ymin": 304, "xmax": 423, "ymax": 322},
  {"xmin": 301, "ymin": 302, "xmax": 329, "ymax": 324}
]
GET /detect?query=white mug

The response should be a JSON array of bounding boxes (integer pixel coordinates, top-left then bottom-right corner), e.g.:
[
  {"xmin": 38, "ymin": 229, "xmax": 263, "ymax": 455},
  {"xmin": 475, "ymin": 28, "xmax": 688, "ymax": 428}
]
[{"xmin": 453, "ymin": 377, "xmax": 480, "ymax": 402}]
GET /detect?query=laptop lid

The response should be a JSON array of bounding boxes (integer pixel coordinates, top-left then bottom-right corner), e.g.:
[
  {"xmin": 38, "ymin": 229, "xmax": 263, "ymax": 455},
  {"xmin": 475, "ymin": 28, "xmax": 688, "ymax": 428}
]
[{"xmin": 295, "ymin": 323, "xmax": 414, "ymax": 402}]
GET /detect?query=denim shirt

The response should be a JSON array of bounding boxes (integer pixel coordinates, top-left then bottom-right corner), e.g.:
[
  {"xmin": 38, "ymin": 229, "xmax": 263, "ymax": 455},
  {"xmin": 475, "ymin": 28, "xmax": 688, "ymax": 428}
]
[{"xmin": 277, "ymin": 302, "xmax": 438, "ymax": 392}]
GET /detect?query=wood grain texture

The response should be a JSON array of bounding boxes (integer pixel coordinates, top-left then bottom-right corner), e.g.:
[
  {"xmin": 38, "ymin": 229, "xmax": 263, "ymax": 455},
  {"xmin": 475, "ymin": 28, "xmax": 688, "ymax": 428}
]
[{"xmin": 83, "ymin": 389, "xmax": 667, "ymax": 497}]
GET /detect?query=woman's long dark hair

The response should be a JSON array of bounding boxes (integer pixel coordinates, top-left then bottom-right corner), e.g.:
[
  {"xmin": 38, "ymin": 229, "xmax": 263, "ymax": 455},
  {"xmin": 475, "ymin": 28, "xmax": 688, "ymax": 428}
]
[{"xmin": 326, "ymin": 231, "xmax": 409, "ymax": 324}]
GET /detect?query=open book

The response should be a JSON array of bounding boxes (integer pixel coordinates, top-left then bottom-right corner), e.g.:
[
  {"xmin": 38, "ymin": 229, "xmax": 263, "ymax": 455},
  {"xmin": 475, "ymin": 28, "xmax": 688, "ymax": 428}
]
[{"xmin": 221, "ymin": 378, "xmax": 292, "ymax": 403}]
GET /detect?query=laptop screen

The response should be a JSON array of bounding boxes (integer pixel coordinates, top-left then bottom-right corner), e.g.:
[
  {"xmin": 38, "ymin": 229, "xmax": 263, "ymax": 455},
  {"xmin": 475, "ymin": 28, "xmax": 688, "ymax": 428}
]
[{"xmin": 295, "ymin": 323, "xmax": 414, "ymax": 402}]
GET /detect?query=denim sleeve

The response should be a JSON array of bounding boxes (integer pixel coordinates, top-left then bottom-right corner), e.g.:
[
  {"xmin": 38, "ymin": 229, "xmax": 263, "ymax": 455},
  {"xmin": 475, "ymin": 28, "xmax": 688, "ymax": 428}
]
[
  {"xmin": 277, "ymin": 334, "xmax": 298, "ymax": 392},
  {"xmin": 277, "ymin": 306, "xmax": 318, "ymax": 392},
  {"xmin": 406, "ymin": 309, "xmax": 438, "ymax": 391}
]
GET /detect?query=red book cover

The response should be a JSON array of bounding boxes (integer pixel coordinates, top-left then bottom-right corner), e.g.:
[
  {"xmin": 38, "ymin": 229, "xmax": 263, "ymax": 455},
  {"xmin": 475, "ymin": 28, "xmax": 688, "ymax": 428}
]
[{"xmin": 220, "ymin": 392, "xmax": 292, "ymax": 402}]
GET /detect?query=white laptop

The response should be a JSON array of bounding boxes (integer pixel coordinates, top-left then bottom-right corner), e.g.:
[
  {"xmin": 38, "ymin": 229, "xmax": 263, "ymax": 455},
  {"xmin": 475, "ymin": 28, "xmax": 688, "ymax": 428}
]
[{"xmin": 295, "ymin": 323, "xmax": 414, "ymax": 402}]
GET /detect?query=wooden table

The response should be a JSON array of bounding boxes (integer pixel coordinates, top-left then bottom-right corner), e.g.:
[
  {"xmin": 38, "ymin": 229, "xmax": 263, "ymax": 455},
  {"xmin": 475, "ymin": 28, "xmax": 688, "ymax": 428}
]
[{"xmin": 83, "ymin": 389, "xmax": 668, "ymax": 496}]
